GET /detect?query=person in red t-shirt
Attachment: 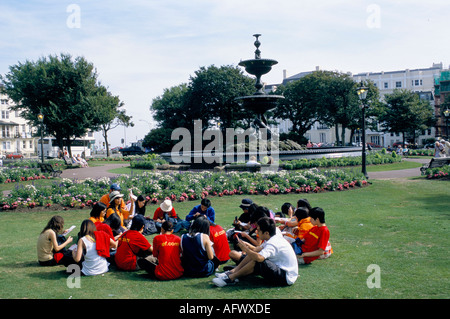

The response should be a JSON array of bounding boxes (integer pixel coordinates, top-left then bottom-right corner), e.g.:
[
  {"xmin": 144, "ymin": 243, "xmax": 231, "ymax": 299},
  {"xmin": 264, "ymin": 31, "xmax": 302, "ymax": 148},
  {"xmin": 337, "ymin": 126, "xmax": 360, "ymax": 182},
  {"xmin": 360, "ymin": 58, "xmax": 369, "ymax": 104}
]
[
  {"xmin": 139, "ymin": 221, "xmax": 184, "ymax": 280},
  {"xmin": 209, "ymin": 222, "xmax": 230, "ymax": 266},
  {"xmin": 115, "ymin": 215, "xmax": 153, "ymax": 271},
  {"xmin": 297, "ymin": 207, "xmax": 332, "ymax": 264}
]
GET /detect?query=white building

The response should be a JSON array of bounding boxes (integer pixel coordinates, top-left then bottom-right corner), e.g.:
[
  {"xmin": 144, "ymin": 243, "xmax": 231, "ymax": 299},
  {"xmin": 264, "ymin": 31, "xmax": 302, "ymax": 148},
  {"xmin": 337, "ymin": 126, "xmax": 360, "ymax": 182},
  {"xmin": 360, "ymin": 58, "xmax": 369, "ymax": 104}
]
[
  {"xmin": 269, "ymin": 63, "xmax": 445, "ymax": 147},
  {"xmin": 0, "ymin": 91, "xmax": 37, "ymax": 158}
]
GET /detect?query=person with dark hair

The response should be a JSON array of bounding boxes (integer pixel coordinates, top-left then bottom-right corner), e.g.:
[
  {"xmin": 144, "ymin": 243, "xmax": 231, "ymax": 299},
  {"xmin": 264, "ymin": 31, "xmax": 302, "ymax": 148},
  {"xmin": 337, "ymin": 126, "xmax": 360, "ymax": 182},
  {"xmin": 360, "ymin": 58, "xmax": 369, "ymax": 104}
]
[
  {"xmin": 297, "ymin": 207, "xmax": 333, "ymax": 264},
  {"xmin": 180, "ymin": 216, "xmax": 215, "ymax": 277},
  {"xmin": 106, "ymin": 190, "xmax": 134, "ymax": 228},
  {"xmin": 297, "ymin": 198, "xmax": 312, "ymax": 212},
  {"xmin": 209, "ymin": 221, "xmax": 230, "ymax": 267},
  {"xmin": 139, "ymin": 221, "xmax": 184, "ymax": 280},
  {"xmin": 72, "ymin": 220, "xmax": 117, "ymax": 276},
  {"xmin": 185, "ymin": 198, "xmax": 215, "ymax": 224},
  {"xmin": 213, "ymin": 217, "xmax": 298, "ymax": 287},
  {"xmin": 114, "ymin": 215, "xmax": 153, "ymax": 271},
  {"xmin": 37, "ymin": 215, "xmax": 74, "ymax": 266},
  {"xmin": 89, "ymin": 202, "xmax": 107, "ymax": 224}
]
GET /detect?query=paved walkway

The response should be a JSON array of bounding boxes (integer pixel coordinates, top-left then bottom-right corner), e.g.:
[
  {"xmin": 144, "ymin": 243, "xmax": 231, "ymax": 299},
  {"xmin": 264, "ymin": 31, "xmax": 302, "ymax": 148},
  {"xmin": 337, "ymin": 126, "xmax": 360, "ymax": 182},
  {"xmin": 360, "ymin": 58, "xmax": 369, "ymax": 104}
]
[
  {"xmin": 59, "ymin": 158, "xmax": 428, "ymax": 181},
  {"xmin": 367, "ymin": 158, "xmax": 428, "ymax": 180},
  {"xmin": 59, "ymin": 163, "xmax": 130, "ymax": 180}
]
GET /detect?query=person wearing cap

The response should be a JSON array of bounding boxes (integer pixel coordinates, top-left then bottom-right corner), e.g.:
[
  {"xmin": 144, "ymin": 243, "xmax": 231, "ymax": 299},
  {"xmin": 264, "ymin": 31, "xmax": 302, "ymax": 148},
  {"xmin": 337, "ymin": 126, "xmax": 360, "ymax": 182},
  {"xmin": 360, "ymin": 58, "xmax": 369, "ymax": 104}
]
[
  {"xmin": 106, "ymin": 190, "xmax": 134, "ymax": 228},
  {"xmin": 232, "ymin": 199, "xmax": 253, "ymax": 231},
  {"xmin": 99, "ymin": 183, "xmax": 127, "ymax": 211},
  {"xmin": 185, "ymin": 198, "xmax": 215, "ymax": 224}
]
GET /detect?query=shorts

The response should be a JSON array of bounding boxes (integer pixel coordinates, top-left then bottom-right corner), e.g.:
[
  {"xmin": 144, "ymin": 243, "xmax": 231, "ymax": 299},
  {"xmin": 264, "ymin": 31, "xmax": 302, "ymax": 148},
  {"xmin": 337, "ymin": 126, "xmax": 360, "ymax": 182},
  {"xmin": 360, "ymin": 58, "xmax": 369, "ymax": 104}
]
[{"xmin": 254, "ymin": 259, "xmax": 289, "ymax": 286}]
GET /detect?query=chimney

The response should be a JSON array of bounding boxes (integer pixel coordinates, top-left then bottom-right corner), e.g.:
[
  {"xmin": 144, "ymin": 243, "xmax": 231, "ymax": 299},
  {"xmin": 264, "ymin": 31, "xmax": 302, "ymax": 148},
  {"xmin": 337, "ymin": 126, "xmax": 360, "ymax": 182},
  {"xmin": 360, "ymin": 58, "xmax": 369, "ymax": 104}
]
[{"xmin": 283, "ymin": 69, "xmax": 287, "ymax": 80}]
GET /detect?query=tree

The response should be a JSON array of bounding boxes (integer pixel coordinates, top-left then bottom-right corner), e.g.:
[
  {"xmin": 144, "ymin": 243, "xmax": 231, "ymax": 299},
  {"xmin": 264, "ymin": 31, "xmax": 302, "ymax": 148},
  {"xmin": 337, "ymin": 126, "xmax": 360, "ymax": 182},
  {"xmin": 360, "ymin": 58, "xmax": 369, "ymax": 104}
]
[
  {"xmin": 86, "ymin": 85, "xmax": 133, "ymax": 157},
  {"xmin": 272, "ymin": 81, "xmax": 319, "ymax": 143},
  {"xmin": 1, "ymin": 53, "xmax": 100, "ymax": 155},
  {"xmin": 379, "ymin": 89, "xmax": 434, "ymax": 145},
  {"xmin": 183, "ymin": 65, "xmax": 255, "ymax": 133}
]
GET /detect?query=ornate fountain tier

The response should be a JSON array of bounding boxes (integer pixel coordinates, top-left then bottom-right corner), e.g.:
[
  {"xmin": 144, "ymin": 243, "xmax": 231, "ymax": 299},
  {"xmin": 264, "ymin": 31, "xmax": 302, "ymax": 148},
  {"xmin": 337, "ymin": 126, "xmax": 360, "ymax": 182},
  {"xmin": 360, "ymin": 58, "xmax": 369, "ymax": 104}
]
[{"xmin": 235, "ymin": 34, "xmax": 284, "ymax": 118}]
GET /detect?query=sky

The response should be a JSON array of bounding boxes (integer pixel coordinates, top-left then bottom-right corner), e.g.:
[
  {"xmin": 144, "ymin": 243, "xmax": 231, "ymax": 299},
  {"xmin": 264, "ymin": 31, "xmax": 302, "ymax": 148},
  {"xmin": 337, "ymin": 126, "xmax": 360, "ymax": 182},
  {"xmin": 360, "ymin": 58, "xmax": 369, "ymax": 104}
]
[{"xmin": 1, "ymin": 0, "xmax": 449, "ymax": 149}]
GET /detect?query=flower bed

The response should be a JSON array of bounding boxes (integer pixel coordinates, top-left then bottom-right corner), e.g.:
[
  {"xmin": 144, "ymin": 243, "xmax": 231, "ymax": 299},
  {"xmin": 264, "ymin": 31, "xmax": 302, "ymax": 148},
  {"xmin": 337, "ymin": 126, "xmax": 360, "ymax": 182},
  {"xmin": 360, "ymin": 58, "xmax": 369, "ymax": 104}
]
[
  {"xmin": 0, "ymin": 168, "xmax": 369, "ymax": 211},
  {"xmin": 425, "ymin": 165, "xmax": 450, "ymax": 179}
]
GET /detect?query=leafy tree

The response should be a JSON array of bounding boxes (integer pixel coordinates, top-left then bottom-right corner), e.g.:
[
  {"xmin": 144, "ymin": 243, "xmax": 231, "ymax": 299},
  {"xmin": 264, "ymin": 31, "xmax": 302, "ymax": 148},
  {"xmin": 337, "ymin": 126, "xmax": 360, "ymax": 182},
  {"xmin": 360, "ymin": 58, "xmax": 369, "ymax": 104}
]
[
  {"xmin": 183, "ymin": 65, "xmax": 255, "ymax": 132},
  {"xmin": 379, "ymin": 89, "xmax": 434, "ymax": 145},
  {"xmin": 1, "ymin": 53, "xmax": 100, "ymax": 155},
  {"xmin": 86, "ymin": 85, "xmax": 133, "ymax": 157}
]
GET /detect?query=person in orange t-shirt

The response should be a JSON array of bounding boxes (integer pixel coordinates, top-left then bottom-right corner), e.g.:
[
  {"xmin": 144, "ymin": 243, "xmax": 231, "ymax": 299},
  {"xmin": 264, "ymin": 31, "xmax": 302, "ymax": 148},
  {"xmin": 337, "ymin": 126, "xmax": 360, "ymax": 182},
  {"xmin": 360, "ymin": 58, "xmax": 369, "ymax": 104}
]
[
  {"xmin": 106, "ymin": 191, "xmax": 134, "ymax": 228},
  {"xmin": 139, "ymin": 221, "xmax": 184, "ymax": 281}
]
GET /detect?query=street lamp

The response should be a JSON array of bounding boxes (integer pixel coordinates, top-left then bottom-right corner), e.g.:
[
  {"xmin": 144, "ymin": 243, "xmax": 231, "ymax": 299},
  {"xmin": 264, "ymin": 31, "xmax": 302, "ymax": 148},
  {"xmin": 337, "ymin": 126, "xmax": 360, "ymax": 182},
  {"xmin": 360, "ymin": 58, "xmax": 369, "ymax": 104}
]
[
  {"xmin": 37, "ymin": 113, "xmax": 44, "ymax": 163},
  {"xmin": 356, "ymin": 82, "xmax": 368, "ymax": 179},
  {"xmin": 444, "ymin": 108, "xmax": 450, "ymax": 139}
]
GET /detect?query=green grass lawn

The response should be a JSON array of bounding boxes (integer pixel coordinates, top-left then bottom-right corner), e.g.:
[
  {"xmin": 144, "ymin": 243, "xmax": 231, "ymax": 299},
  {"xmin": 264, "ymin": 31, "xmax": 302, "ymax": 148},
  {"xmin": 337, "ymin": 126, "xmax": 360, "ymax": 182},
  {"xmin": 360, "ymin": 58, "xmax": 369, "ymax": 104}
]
[{"xmin": 0, "ymin": 177, "xmax": 449, "ymax": 299}]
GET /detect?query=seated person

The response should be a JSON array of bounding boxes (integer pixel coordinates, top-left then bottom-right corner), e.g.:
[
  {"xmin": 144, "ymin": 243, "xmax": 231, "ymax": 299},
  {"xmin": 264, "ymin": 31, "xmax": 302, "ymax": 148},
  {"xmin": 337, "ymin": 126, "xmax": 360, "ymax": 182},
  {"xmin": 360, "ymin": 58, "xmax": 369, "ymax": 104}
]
[
  {"xmin": 138, "ymin": 221, "xmax": 184, "ymax": 281},
  {"xmin": 296, "ymin": 207, "xmax": 333, "ymax": 264},
  {"xmin": 153, "ymin": 198, "xmax": 190, "ymax": 233},
  {"xmin": 180, "ymin": 216, "xmax": 215, "ymax": 278},
  {"xmin": 115, "ymin": 215, "xmax": 154, "ymax": 271},
  {"xmin": 213, "ymin": 217, "xmax": 298, "ymax": 287},
  {"xmin": 185, "ymin": 198, "xmax": 215, "ymax": 224}
]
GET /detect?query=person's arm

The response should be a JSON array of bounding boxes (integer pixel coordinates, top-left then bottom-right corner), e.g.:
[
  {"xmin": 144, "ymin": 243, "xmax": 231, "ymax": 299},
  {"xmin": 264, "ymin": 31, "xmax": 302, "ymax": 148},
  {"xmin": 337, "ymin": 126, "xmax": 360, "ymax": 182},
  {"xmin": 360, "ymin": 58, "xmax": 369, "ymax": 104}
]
[
  {"xmin": 109, "ymin": 238, "xmax": 117, "ymax": 250},
  {"xmin": 185, "ymin": 206, "xmax": 198, "ymax": 222},
  {"xmin": 202, "ymin": 234, "xmax": 214, "ymax": 260},
  {"xmin": 236, "ymin": 236, "xmax": 264, "ymax": 262},
  {"xmin": 299, "ymin": 248, "xmax": 324, "ymax": 258},
  {"xmin": 72, "ymin": 238, "xmax": 85, "ymax": 263},
  {"xmin": 207, "ymin": 207, "xmax": 215, "ymax": 224},
  {"xmin": 49, "ymin": 230, "xmax": 72, "ymax": 252}
]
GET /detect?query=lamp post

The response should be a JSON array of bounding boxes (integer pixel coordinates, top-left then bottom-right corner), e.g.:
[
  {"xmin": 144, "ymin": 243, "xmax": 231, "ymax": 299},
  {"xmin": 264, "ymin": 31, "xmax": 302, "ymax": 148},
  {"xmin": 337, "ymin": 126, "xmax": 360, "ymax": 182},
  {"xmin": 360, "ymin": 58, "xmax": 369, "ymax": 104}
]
[
  {"xmin": 444, "ymin": 108, "xmax": 450, "ymax": 140},
  {"xmin": 37, "ymin": 113, "xmax": 44, "ymax": 163},
  {"xmin": 356, "ymin": 83, "xmax": 368, "ymax": 179}
]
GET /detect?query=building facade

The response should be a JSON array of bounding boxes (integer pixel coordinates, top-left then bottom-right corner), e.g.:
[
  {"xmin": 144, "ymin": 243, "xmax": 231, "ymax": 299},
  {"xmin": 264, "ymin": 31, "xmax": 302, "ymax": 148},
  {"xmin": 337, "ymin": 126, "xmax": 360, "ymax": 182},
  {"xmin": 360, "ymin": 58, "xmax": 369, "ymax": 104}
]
[
  {"xmin": 0, "ymin": 91, "xmax": 37, "ymax": 158},
  {"xmin": 269, "ymin": 63, "xmax": 446, "ymax": 147}
]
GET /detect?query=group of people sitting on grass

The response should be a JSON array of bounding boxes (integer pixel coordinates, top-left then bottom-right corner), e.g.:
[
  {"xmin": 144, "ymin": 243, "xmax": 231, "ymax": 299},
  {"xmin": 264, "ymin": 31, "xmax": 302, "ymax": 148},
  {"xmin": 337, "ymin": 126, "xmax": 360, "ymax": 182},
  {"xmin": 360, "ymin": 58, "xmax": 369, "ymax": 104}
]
[{"xmin": 36, "ymin": 183, "xmax": 332, "ymax": 287}]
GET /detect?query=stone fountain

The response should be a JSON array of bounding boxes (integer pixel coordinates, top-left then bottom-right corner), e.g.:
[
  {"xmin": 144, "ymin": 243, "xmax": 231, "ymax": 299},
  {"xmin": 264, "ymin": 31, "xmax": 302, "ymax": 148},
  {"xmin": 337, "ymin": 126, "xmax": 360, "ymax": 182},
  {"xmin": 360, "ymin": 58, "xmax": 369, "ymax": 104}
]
[
  {"xmin": 161, "ymin": 34, "xmax": 363, "ymax": 168},
  {"xmin": 235, "ymin": 34, "xmax": 284, "ymax": 139}
]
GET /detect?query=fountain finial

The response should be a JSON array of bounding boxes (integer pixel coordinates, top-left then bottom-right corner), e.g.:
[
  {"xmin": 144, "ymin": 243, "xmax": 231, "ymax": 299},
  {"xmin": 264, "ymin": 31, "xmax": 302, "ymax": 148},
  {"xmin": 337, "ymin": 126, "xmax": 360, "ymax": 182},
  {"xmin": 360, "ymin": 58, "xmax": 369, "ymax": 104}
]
[{"xmin": 253, "ymin": 34, "xmax": 262, "ymax": 59}]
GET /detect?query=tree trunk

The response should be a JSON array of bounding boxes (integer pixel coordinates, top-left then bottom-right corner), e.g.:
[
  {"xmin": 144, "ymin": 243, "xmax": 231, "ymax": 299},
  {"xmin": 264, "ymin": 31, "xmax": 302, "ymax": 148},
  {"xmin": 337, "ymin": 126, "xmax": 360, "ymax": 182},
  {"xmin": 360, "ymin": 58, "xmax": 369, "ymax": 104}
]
[{"xmin": 335, "ymin": 125, "xmax": 340, "ymax": 146}]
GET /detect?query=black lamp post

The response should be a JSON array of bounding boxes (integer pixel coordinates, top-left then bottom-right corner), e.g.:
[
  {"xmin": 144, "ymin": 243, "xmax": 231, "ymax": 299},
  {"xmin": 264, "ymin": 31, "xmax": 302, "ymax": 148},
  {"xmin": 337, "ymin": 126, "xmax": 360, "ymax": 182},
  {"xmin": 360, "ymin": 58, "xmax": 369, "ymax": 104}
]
[
  {"xmin": 38, "ymin": 113, "xmax": 44, "ymax": 163},
  {"xmin": 357, "ymin": 83, "xmax": 368, "ymax": 179},
  {"xmin": 444, "ymin": 108, "xmax": 450, "ymax": 140}
]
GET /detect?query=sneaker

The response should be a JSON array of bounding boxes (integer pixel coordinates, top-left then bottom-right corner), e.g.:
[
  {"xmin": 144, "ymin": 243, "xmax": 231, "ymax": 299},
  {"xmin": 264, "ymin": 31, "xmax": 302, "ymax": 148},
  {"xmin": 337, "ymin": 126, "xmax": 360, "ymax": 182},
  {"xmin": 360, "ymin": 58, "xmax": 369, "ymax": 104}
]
[
  {"xmin": 212, "ymin": 274, "xmax": 237, "ymax": 287},
  {"xmin": 215, "ymin": 271, "xmax": 239, "ymax": 282}
]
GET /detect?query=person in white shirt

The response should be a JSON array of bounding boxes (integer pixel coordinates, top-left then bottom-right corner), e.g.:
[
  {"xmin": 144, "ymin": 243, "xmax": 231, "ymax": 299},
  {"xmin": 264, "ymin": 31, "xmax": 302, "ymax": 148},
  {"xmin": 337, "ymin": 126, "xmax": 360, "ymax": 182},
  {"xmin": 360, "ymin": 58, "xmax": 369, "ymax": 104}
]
[{"xmin": 213, "ymin": 217, "xmax": 298, "ymax": 287}]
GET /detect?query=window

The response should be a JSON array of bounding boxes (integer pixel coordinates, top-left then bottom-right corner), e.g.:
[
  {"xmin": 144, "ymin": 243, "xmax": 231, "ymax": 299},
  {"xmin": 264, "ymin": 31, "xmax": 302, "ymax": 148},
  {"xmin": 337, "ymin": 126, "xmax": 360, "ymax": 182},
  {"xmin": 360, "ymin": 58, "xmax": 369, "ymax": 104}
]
[
  {"xmin": 2, "ymin": 141, "xmax": 11, "ymax": 150},
  {"xmin": 384, "ymin": 82, "xmax": 388, "ymax": 89},
  {"xmin": 1, "ymin": 110, "xmax": 9, "ymax": 119},
  {"xmin": 396, "ymin": 81, "xmax": 402, "ymax": 88},
  {"xmin": 320, "ymin": 133, "xmax": 326, "ymax": 143},
  {"xmin": 29, "ymin": 141, "xmax": 33, "ymax": 149},
  {"xmin": 2, "ymin": 126, "xmax": 10, "ymax": 138},
  {"xmin": 23, "ymin": 141, "xmax": 27, "ymax": 149}
]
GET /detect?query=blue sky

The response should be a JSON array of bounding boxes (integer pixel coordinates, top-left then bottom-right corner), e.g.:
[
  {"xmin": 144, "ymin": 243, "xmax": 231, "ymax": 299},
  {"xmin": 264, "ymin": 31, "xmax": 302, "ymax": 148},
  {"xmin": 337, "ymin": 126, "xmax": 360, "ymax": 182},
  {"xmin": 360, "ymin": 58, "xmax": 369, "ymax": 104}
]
[{"xmin": 1, "ymin": 0, "xmax": 449, "ymax": 148}]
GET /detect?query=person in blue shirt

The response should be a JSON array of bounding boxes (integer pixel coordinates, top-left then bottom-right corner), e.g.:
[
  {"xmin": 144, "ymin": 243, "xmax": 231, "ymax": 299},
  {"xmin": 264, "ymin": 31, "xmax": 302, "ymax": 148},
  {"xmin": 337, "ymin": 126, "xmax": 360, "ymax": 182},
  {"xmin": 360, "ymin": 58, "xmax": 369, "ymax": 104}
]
[{"xmin": 186, "ymin": 198, "xmax": 215, "ymax": 224}]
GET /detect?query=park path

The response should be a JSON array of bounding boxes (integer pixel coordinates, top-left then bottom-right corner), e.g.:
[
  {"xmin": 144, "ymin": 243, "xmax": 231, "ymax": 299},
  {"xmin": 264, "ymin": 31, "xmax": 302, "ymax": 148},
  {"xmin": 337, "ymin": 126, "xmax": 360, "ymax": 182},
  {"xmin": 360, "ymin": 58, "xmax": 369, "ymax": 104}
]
[
  {"xmin": 59, "ymin": 162, "xmax": 130, "ymax": 180},
  {"xmin": 367, "ymin": 157, "xmax": 428, "ymax": 180},
  {"xmin": 59, "ymin": 157, "xmax": 429, "ymax": 181}
]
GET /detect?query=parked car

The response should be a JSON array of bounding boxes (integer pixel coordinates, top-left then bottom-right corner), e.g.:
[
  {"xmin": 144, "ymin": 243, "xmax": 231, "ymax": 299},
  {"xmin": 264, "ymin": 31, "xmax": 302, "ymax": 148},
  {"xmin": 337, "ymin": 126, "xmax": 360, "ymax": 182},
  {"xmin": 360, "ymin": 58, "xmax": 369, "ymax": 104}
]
[
  {"xmin": 6, "ymin": 152, "xmax": 24, "ymax": 159},
  {"xmin": 367, "ymin": 142, "xmax": 382, "ymax": 148}
]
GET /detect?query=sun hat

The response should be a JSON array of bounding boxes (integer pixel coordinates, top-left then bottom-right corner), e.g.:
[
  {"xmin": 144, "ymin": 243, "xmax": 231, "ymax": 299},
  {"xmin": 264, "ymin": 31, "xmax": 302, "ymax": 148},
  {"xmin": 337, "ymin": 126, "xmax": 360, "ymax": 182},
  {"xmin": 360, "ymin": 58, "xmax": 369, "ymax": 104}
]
[
  {"xmin": 160, "ymin": 199, "xmax": 173, "ymax": 212},
  {"xmin": 109, "ymin": 190, "xmax": 124, "ymax": 203},
  {"xmin": 239, "ymin": 198, "xmax": 253, "ymax": 209},
  {"xmin": 110, "ymin": 183, "xmax": 121, "ymax": 191}
]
